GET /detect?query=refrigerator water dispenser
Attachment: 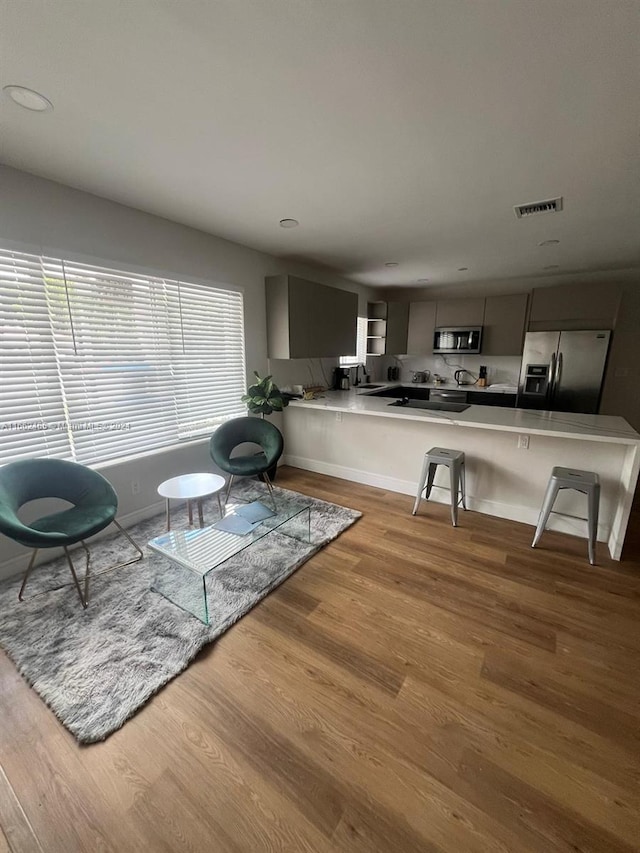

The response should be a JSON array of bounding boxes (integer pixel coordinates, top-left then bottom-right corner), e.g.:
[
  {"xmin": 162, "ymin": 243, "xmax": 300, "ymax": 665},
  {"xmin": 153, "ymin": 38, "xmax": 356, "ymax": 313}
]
[{"xmin": 523, "ymin": 365, "xmax": 549, "ymax": 395}]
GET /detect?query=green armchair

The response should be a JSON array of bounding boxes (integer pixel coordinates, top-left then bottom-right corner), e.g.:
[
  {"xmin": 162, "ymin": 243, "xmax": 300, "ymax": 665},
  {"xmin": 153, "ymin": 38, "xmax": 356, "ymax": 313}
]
[
  {"xmin": 0, "ymin": 458, "xmax": 143, "ymax": 607},
  {"xmin": 209, "ymin": 417, "xmax": 284, "ymax": 505}
]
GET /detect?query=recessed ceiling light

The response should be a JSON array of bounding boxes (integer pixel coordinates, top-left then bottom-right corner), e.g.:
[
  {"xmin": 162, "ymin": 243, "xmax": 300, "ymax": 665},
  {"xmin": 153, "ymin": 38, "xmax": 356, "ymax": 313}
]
[
  {"xmin": 417, "ymin": 278, "xmax": 429, "ymax": 283},
  {"xmin": 538, "ymin": 239, "xmax": 560, "ymax": 246},
  {"xmin": 279, "ymin": 218, "xmax": 299, "ymax": 228},
  {"xmin": 543, "ymin": 264, "xmax": 560, "ymax": 270},
  {"xmin": 385, "ymin": 262, "xmax": 399, "ymax": 268},
  {"xmin": 3, "ymin": 85, "xmax": 53, "ymax": 112},
  {"xmin": 458, "ymin": 267, "xmax": 469, "ymax": 271}
]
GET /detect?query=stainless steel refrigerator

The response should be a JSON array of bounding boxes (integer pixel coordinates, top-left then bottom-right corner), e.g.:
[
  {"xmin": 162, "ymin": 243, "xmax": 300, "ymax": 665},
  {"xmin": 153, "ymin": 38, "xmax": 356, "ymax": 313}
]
[{"xmin": 517, "ymin": 330, "xmax": 611, "ymax": 413}]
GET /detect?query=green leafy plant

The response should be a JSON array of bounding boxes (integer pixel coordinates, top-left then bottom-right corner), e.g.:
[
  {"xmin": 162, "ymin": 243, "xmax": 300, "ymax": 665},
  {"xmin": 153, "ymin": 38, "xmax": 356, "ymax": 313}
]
[{"xmin": 241, "ymin": 371, "xmax": 290, "ymax": 416}]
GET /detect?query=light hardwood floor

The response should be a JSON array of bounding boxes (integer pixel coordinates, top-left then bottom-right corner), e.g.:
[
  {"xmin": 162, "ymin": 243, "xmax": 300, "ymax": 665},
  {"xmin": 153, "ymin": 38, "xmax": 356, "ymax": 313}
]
[{"xmin": 1, "ymin": 466, "xmax": 640, "ymax": 852}]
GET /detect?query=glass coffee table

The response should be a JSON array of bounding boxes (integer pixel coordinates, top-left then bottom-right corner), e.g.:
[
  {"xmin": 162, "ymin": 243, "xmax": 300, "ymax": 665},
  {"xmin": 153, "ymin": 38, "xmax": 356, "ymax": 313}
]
[{"xmin": 148, "ymin": 498, "xmax": 311, "ymax": 624}]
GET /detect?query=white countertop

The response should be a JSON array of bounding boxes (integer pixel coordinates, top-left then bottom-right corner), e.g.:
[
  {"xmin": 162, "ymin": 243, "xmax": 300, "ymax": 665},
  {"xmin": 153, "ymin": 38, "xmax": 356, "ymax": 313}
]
[{"xmin": 288, "ymin": 388, "xmax": 640, "ymax": 444}]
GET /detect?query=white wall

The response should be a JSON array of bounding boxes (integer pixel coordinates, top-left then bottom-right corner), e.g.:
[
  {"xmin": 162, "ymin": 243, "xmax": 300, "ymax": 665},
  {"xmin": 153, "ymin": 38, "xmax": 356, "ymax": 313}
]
[{"xmin": 0, "ymin": 165, "xmax": 372, "ymax": 577}]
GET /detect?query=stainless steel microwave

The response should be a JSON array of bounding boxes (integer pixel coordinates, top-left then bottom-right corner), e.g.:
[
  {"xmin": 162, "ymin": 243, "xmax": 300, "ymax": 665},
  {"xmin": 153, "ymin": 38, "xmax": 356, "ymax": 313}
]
[{"xmin": 433, "ymin": 326, "xmax": 483, "ymax": 354}]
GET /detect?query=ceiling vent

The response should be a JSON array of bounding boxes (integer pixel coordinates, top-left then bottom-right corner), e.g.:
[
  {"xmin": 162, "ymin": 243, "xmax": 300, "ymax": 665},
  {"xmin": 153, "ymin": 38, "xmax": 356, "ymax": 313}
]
[{"xmin": 513, "ymin": 197, "xmax": 563, "ymax": 219}]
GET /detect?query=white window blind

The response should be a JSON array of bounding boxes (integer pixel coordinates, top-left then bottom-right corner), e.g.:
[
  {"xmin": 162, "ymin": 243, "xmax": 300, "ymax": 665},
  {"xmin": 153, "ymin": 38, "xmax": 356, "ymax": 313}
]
[
  {"xmin": 0, "ymin": 248, "xmax": 246, "ymax": 467},
  {"xmin": 340, "ymin": 316, "xmax": 368, "ymax": 367},
  {"xmin": 0, "ymin": 251, "xmax": 72, "ymax": 462}
]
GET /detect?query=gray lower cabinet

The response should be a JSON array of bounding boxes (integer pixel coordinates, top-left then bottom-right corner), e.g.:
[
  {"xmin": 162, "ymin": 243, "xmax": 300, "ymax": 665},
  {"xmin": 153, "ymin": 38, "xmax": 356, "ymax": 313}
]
[
  {"xmin": 482, "ymin": 293, "xmax": 528, "ymax": 355},
  {"xmin": 266, "ymin": 275, "xmax": 358, "ymax": 358},
  {"xmin": 407, "ymin": 301, "xmax": 437, "ymax": 355},
  {"xmin": 373, "ymin": 387, "xmax": 516, "ymax": 407},
  {"xmin": 467, "ymin": 391, "xmax": 516, "ymax": 407}
]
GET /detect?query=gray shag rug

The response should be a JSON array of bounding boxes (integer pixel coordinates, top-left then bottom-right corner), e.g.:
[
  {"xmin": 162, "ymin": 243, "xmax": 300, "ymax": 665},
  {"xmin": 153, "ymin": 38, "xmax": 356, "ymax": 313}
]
[{"xmin": 0, "ymin": 480, "xmax": 360, "ymax": 744}]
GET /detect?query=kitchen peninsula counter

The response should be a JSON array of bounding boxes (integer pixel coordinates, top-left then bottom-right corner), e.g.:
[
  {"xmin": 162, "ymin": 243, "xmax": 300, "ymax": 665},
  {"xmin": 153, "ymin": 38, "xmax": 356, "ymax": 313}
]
[
  {"xmin": 289, "ymin": 388, "xmax": 639, "ymax": 444},
  {"xmin": 283, "ymin": 389, "xmax": 640, "ymax": 559}
]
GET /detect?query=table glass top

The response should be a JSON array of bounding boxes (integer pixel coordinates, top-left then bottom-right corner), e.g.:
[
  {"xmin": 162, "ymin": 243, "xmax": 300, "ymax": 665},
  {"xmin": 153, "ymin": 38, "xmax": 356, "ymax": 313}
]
[{"xmin": 148, "ymin": 497, "xmax": 311, "ymax": 577}]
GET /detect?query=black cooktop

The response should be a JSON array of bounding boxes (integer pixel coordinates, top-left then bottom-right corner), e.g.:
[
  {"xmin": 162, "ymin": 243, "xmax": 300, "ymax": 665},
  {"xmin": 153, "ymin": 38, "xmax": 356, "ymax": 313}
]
[{"xmin": 388, "ymin": 399, "xmax": 470, "ymax": 413}]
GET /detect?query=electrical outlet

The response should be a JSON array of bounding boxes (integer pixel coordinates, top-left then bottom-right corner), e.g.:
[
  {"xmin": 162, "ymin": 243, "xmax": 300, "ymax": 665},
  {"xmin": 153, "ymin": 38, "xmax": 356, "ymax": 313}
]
[
  {"xmin": 518, "ymin": 434, "xmax": 530, "ymax": 450},
  {"xmin": 131, "ymin": 480, "xmax": 141, "ymax": 495},
  {"xmin": 335, "ymin": 412, "xmax": 342, "ymax": 423}
]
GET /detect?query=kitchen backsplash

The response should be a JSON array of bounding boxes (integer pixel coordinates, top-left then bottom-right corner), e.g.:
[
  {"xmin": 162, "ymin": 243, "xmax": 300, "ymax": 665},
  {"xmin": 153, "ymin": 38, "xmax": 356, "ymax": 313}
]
[
  {"xmin": 375, "ymin": 354, "xmax": 522, "ymax": 386},
  {"xmin": 267, "ymin": 357, "xmax": 344, "ymax": 389},
  {"xmin": 267, "ymin": 354, "xmax": 521, "ymax": 390}
]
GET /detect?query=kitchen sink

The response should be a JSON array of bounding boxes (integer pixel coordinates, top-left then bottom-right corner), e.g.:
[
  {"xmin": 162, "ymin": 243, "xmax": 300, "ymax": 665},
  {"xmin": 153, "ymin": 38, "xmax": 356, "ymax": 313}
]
[{"xmin": 388, "ymin": 399, "xmax": 470, "ymax": 413}]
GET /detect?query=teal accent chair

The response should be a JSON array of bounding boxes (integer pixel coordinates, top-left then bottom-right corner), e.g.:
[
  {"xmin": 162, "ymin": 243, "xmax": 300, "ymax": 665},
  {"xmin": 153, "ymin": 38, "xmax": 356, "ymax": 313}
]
[
  {"xmin": 0, "ymin": 458, "xmax": 143, "ymax": 607},
  {"xmin": 209, "ymin": 417, "xmax": 284, "ymax": 506}
]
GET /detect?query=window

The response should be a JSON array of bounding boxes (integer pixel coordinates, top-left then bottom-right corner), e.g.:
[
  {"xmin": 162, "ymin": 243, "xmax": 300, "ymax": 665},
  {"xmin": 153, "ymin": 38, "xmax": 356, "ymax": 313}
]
[
  {"xmin": 339, "ymin": 316, "xmax": 368, "ymax": 367},
  {"xmin": 0, "ymin": 248, "xmax": 246, "ymax": 466}
]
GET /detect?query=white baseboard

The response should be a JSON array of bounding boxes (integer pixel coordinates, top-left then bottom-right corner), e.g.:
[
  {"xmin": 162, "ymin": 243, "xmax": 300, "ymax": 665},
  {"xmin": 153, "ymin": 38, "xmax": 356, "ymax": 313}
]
[
  {"xmin": 282, "ymin": 453, "xmax": 610, "ymax": 542},
  {"xmin": 283, "ymin": 453, "xmax": 417, "ymax": 496},
  {"xmin": 0, "ymin": 500, "xmax": 165, "ymax": 583}
]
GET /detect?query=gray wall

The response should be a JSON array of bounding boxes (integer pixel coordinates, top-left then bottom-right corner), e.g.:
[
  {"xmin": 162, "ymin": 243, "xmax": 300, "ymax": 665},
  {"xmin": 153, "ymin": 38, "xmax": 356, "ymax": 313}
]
[
  {"xmin": 600, "ymin": 282, "xmax": 640, "ymax": 432},
  {"xmin": 0, "ymin": 165, "xmax": 371, "ymax": 577}
]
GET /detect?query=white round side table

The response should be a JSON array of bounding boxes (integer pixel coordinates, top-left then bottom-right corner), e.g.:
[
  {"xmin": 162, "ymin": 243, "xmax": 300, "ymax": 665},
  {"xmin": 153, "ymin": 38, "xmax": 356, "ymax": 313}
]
[{"xmin": 157, "ymin": 472, "xmax": 226, "ymax": 531}]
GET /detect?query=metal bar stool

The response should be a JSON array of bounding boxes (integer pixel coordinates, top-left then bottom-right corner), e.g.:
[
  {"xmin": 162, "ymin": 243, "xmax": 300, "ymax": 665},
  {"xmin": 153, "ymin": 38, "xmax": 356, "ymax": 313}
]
[
  {"xmin": 412, "ymin": 447, "xmax": 466, "ymax": 527},
  {"xmin": 532, "ymin": 466, "xmax": 600, "ymax": 565}
]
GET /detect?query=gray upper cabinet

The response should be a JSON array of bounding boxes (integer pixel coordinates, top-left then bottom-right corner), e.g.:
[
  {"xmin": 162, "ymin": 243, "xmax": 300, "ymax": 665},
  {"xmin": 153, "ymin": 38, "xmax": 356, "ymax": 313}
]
[
  {"xmin": 366, "ymin": 301, "xmax": 409, "ymax": 355},
  {"xmin": 529, "ymin": 282, "xmax": 621, "ymax": 331},
  {"xmin": 386, "ymin": 302, "xmax": 410, "ymax": 354},
  {"xmin": 266, "ymin": 275, "xmax": 358, "ymax": 358},
  {"xmin": 435, "ymin": 297, "xmax": 485, "ymax": 327},
  {"xmin": 407, "ymin": 301, "xmax": 437, "ymax": 355},
  {"xmin": 482, "ymin": 293, "xmax": 529, "ymax": 355}
]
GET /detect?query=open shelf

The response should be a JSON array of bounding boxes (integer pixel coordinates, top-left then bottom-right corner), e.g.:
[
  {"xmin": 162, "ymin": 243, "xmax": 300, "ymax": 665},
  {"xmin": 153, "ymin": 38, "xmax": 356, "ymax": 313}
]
[
  {"xmin": 367, "ymin": 301, "xmax": 389, "ymax": 355},
  {"xmin": 366, "ymin": 337, "xmax": 386, "ymax": 356},
  {"xmin": 367, "ymin": 318, "xmax": 386, "ymax": 337}
]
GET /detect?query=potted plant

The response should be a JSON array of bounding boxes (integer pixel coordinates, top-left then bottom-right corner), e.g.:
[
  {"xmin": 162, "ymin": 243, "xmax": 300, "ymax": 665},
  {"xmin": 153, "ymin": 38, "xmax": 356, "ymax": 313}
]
[
  {"xmin": 241, "ymin": 372, "xmax": 289, "ymax": 481},
  {"xmin": 241, "ymin": 371, "xmax": 289, "ymax": 416}
]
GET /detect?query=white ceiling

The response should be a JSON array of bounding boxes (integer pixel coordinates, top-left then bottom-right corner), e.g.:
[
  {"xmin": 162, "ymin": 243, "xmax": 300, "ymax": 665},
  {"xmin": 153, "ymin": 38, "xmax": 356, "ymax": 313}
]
[{"xmin": 1, "ymin": 0, "xmax": 639, "ymax": 289}]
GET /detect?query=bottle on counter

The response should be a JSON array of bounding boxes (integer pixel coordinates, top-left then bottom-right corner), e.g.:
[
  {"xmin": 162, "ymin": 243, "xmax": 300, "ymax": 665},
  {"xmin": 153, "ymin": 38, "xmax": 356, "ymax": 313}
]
[{"xmin": 478, "ymin": 365, "xmax": 487, "ymax": 387}]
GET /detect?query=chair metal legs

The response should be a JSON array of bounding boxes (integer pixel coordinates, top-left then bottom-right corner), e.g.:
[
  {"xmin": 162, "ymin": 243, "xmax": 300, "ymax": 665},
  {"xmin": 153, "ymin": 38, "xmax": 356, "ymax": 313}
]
[
  {"xmin": 223, "ymin": 471, "xmax": 277, "ymax": 511},
  {"xmin": 262, "ymin": 470, "xmax": 278, "ymax": 511},
  {"xmin": 532, "ymin": 478, "xmax": 559, "ymax": 549},
  {"xmin": 111, "ymin": 519, "xmax": 145, "ymax": 568},
  {"xmin": 18, "ymin": 548, "xmax": 38, "ymax": 602},
  {"xmin": 587, "ymin": 483, "xmax": 600, "ymax": 566},
  {"xmin": 412, "ymin": 455, "xmax": 435, "ymax": 515},
  {"xmin": 18, "ymin": 519, "xmax": 144, "ymax": 607},
  {"xmin": 64, "ymin": 542, "xmax": 90, "ymax": 608},
  {"xmin": 224, "ymin": 474, "xmax": 235, "ymax": 507}
]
